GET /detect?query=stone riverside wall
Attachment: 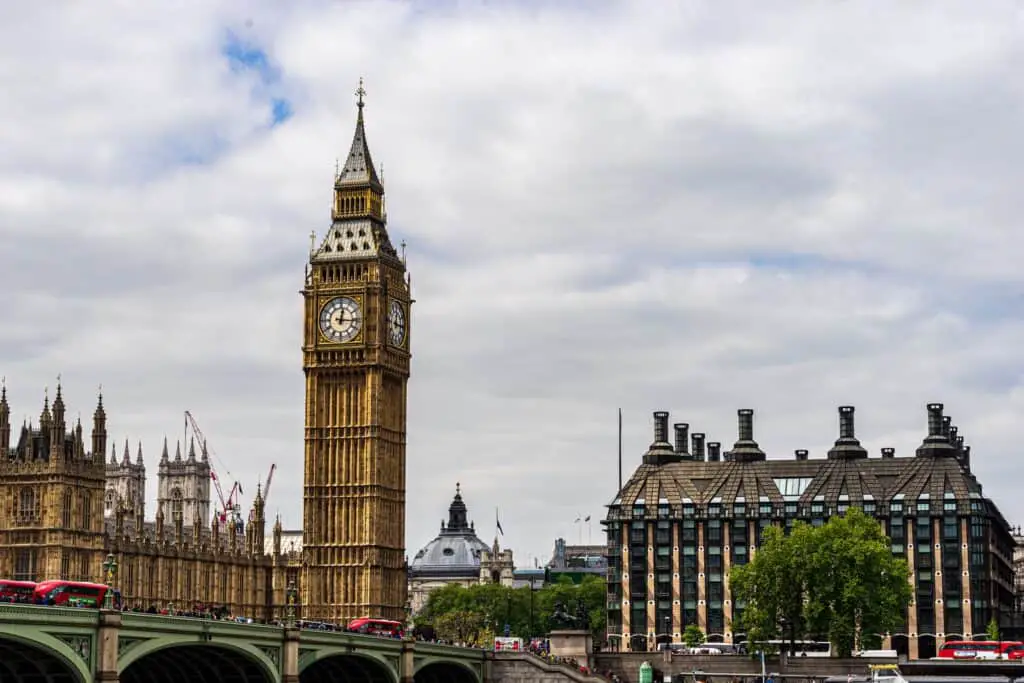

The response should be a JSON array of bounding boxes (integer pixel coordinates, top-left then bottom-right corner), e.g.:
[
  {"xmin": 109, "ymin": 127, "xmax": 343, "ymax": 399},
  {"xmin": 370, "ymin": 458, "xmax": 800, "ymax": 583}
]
[
  {"xmin": 593, "ymin": 653, "xmax": 900, "ymax": 683},
  {"xmin": 489, "ymin": 653, "xmax": 612, "ymax": 683}
]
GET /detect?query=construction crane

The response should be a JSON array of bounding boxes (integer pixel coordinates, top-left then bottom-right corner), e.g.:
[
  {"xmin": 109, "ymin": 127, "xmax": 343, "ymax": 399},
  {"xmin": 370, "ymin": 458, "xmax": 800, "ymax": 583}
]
[
  {"xmin": 183, "ymin": 410, "xmax": 244, "ymax": 528},
  {"xmin": 262, "ymin": 464, "xmax": 276, "ymax": 505}
]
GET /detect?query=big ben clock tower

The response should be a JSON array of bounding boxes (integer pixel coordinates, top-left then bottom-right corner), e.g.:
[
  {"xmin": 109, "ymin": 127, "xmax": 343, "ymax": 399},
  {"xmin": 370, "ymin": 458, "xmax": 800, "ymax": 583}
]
[{"xmin": 302, "ymin": 80, "xmax": 411, "ymax": 623}]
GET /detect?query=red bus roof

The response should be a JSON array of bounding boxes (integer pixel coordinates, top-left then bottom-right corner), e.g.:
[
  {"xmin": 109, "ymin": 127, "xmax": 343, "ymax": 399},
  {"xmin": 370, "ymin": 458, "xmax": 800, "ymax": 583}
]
[
  {"xmin": 34, "ymin": 580, "xmax": 111, "ymax": 591},
  {"xmin": 0, "ymin": 580, "xmax": 37, "ymax": 587}
]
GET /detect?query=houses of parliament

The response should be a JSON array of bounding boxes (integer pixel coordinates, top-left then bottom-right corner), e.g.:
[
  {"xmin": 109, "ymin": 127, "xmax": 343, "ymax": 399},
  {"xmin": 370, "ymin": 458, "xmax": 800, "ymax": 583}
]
[{"xmin": 0, "ymin": 85, "xmax": 411, "ymax": 624}]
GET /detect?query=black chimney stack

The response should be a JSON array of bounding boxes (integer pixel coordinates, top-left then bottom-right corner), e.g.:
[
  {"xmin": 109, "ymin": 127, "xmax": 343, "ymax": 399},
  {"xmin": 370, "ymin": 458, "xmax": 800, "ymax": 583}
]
[
  {"xmin": 941, "ymin": 416, "xmax": 952, "ymax": 441},
  {"xmin": 643, "ymin": 411, "xmax": 682, "ymax": 465},
  {"xmin": 673, "ymin": 423, "xmax": 690, "ymax": 456},
  {"xmin": 707, "ymin": 442, "xmax": 721, "ymax": 462},
  {"xmin": 795, "ymin": 449, "xmax": 809, "ymax": 461},
  {"xmin": 691, "ymin": 433, "xmax": 706, "ymax": 462},
  {"xmin": 881, "ymin": 447, "xmax": 895, "ymax": 458},
  {"xmin": 729, "ymin": 409, "xmax": 765, "ymax": 462},
  {"xmin": 916, "ymin": 403, "xmax": 957, "ymax": 458},
  {"xmin": 828, "ymin": 406, "xmax": 867, "ymax": 460},
  {"xmin": 653, "ymin": 411, "xmax": 669, "ymax": 445},
  {"xmin": 949, "ymin": 426, "xmax": 959, "ymax": 446},
  {"xmin": 962, "ymin": 445, "xmax": 971, "ymax": 471}
]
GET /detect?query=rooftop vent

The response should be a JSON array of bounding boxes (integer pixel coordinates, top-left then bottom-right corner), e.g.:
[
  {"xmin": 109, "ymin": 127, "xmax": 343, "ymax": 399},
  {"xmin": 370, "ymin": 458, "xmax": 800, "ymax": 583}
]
[
  {"xmin": 827, "ymin": 406, "xmax": 868, "ymax": 460},
  {"xmin": 728, "ymin": 409, "xmax": 765, "ymax": 462},
  {"xmin": 915, "ymin": 403, "xmax": 958, "ymax": 458},
  {"xmin": 707, "ymin": 442, "xmax": 721, "ymax": 462},
  {"xmin": 795, "ymin": 449, "xmax": 809, "ymax": 461}
]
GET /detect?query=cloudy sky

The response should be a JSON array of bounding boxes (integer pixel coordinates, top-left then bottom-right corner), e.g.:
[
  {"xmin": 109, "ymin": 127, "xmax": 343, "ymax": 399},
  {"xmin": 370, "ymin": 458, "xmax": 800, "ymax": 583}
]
[{"xmin": 2, "ymin": 1, "xmax": 1024, "ymax": 565}]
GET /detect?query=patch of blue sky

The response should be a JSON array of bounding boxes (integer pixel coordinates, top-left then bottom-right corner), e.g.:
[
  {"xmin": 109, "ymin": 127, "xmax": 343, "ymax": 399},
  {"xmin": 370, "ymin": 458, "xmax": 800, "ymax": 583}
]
[{"xmin": 221, "ymin": 30, "xmax": 293, "ymax": 128}]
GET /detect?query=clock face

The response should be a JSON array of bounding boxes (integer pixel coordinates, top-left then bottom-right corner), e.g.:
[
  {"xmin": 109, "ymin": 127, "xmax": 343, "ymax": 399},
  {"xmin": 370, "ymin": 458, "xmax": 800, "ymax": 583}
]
[
  {"xmin": 388, "ymin": 300, "xmax": 407, "ymax": 346},
  {"xmin": 319, "ymin": 297, "xmax": 362, "ymax": 343}
]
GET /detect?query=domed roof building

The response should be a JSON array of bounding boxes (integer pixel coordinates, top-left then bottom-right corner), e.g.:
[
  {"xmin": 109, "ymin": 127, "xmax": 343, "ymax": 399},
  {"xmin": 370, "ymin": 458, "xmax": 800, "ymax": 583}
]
[{"xmin": 408, "ymin": 484, "xmax": 514, "ymax": 614}]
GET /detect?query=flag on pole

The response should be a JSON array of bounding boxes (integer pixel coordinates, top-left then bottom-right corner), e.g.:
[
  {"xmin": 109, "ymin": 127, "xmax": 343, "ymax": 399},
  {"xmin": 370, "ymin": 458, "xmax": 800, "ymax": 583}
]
[
  {"xmin": 496, "ymin": 508, "xmax": 504, "ymax": 536},
  {"xmin": 574, "ymin": 515, "xmax": 581, "ymax": 523},
  {"xmin": 584, "ymin": 515, "xmax": 591, "ymax": 522}
]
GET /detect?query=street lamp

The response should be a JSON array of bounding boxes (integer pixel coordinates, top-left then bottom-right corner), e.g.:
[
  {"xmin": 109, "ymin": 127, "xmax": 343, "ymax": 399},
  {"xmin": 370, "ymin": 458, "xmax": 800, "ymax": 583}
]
[
  {"xmin": 285, "ymin": 580, "xmax": 297, "ymax": 627},
  {"xmin": 101, "ymin": 554, "xmax": 118, "ymax": 610}
]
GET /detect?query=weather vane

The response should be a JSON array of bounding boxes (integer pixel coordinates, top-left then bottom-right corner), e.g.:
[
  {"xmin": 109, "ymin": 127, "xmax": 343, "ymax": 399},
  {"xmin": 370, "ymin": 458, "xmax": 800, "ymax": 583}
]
[{"xmin": 356, "ymin": 77, "xmax": 366, "ymax": 107}]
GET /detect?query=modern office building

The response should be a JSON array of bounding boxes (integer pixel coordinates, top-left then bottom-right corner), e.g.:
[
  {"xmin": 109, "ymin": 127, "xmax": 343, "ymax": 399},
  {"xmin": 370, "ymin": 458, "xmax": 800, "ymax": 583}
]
[{"xmin": 605, "ymin": 404, "xmax": 1015, "ymax": 659}]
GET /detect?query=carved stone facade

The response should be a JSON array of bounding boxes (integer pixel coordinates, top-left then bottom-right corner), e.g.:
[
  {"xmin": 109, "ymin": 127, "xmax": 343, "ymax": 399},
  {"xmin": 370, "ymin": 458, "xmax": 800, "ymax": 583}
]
[
  {"xmin": 0, "ymin": 384, "xmax": 108, "ymax": 584},
  {"xmin": 301, "ymin": 88, "xmax": 411, "ymax": 623},
  {"xmin": 607, "ymin": 405, "xmax": 1015, "ymax": 660},
  {"xmin": 105, "ymin": 440, "xmax": 145, "ymax": 521},
  {"xmin": 155, "ymin": 437, "xmax": 211, "ymax": 530}
]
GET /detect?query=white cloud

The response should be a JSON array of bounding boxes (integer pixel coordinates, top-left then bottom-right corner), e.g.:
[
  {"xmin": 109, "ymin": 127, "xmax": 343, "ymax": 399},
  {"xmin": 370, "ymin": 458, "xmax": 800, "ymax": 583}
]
[{"xmin": 2, "ymin": 0, "xmax": 1023, "ymax": 566}]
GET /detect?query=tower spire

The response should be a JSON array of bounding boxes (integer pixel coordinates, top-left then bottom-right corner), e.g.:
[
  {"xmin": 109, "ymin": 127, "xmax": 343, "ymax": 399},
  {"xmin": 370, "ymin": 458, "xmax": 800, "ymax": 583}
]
[{"xmin": 336, "ymin": 77, "xmax": 380, "ymax": 187}]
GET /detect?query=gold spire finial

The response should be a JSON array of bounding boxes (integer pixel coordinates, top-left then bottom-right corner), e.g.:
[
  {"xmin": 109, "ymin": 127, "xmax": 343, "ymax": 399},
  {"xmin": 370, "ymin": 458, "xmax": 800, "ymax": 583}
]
[
  {"xmin": 309, "ymin": 230, "xmax": 317, "ymax": 253},
  {"xmin": 356, "ymin": 77, "xmax": 366, "ymax": 108},
  {"xmin": 456, "ymin": 481, "xmax": 460, "ymax": 495}
]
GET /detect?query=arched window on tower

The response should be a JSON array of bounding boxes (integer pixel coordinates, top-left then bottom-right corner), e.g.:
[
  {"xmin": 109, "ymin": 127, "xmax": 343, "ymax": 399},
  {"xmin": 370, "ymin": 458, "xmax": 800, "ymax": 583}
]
[
  {"xmin": 18, "ymin": 488, "xmax": 36, "ymax": 524},
  {"xmin": 63, "ymin": 489, "xmax": 73, "ymax": 528},
  {"xmin": 105, "ymin": 489, "xmax": 116, "ymax": 515},
  {"xmin": 172, "ymin": 487, "xmax": 183, "ymax": 522},
  {"xmin": 82, "ymin": 492, "xmax": 92, "ymax": 531}
]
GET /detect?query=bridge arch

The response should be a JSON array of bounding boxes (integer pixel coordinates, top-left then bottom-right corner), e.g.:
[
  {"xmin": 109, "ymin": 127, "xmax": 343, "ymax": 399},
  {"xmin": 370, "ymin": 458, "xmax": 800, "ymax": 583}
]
[
  {"xmin": 120, "ymin": 638, "xmax": 278, "ymax": 683},
  {"xmin": 0, "ymin": 630, "xmax": 92, "ymax": 683},
  {"xmin": 299, "ymin": 649, "xmax": 399, "ymax": 683},
  {"xmin": 414, "ymin": 659, "xmax": 480, "ymax": 683}
]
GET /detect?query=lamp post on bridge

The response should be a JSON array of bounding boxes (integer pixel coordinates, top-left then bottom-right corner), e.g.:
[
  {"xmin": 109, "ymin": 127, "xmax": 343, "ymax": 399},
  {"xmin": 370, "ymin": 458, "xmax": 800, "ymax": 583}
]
[
  {"xmin": 285, "ymin": 580, "xmax": 298, "ymax": 628},
  {"xmin": 101, "ymin": 553, "xmax": 118, "ymax": 610}
]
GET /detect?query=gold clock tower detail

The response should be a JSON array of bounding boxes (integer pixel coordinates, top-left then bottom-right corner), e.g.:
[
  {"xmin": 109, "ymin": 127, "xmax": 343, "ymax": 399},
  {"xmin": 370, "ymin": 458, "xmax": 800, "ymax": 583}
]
[{"xmin": 302, "ymin": 81, "xmax": 411, "ymax": 623}]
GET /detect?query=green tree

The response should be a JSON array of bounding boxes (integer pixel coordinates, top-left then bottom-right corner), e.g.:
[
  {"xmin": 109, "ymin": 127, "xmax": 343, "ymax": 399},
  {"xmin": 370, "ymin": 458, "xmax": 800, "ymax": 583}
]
[
  {"xmin": 731, "ymin": 508, "xmax": 911, "ymax": 658},
  {"xmin": 987, "ymin": 617, "xmax": 1000, "ymax": 642},
  {"xmin": 683, "ymin": 624, "xmax": 706, "ymax": 648},
  {"xmin": 433, "ymin": 609, "xmax": 487, "ymax": 645},
  {"xmin": 418, "ymin": 574, "xmax": 607, "ymax": 644},
  {"xmin": 731, "ymin": 523, "xmax": 813, "ymax": 648}
]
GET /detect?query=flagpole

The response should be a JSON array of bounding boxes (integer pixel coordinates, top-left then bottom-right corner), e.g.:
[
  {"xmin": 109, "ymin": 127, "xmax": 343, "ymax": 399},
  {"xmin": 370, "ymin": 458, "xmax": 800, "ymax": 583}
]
[{"xmin": 618, "ymin": 408, "xmax": 623, "ymax": 495}]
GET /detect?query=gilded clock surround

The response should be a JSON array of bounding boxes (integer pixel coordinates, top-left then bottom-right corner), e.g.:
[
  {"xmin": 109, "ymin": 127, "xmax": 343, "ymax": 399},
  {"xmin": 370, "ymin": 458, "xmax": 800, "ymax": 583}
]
[{"xmin": 301, "ymin": 83, "xmax": 411, "ymax": 624}]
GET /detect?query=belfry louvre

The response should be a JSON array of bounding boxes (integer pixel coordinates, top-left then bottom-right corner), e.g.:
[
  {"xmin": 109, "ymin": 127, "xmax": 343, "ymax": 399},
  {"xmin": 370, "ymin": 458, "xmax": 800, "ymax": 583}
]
[{"xmin": 604, "ymin": 404, "xmax": 1014, "ymax": 660}]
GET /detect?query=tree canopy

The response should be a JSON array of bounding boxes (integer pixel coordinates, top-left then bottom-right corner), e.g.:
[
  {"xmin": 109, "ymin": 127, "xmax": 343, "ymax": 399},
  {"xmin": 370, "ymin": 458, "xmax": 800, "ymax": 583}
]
[
  {"xmin": 730, "ymin": 508, "xmax": 912, "ymax": 657},
  {"xmin": 416, "ymin": 576, "xmax": 606, "ymax": 646}
]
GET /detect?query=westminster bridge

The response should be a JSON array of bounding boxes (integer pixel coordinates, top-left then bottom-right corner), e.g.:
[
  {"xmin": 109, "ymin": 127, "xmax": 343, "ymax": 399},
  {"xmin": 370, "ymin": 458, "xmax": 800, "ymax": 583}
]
[{"xmin": 0, "ymin": 604, "xmax": 488, "ymax": 683}]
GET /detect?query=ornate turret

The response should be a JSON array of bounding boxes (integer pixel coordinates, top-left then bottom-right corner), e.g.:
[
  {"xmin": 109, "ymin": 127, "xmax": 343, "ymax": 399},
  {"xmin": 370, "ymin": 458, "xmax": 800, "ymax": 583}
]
[
  {"xmin": 273, "ymin": 514, "xmax": 283, "ymax": 557},
  {"xmin": 92, "ymin": 388, "xmax": 107, "ymax": 463},
  {"xmin": 49, "ymin": 381, "xmax": 65, "ymax": 456},
  {"xmin": 39, "ymin": 389, "xmax": 51, "ymax": 433},
  {"xmin": 1, "ymin": 378, "xmax": 10, "ymax": 458},
  {"xmin": 312, "ymin": 79, "xmax": 397, "ymax": 262},
  {"xmin": 160, "ymin": 437, "xmax": 169, "ymax": 465},
  {"xmin": 251, "ymin": 482, "xmax": 266, "ymax": 555},
  {"xmin": 443, "ymin": 483, "xmax": 470, "ymax": 532}
]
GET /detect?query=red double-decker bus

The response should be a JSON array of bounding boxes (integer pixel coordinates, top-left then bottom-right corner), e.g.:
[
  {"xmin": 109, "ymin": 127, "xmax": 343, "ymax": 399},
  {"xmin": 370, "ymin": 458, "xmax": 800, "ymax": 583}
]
[
  {"xmin": 33, "ymin": 581, "xmax": 122, "ymax": 609},
  {"xmin": 0, "ymin": 580, "xmax": 36, "ymax": 603},
  {"xmin": 346, "ymin": 618, "xmax": 403, "ymax": 638}
]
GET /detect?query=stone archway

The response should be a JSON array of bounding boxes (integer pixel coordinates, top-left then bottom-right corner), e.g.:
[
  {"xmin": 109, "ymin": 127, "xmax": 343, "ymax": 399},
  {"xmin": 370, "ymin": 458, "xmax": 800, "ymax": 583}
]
[
  {"xmin": 300, "ymin": 654, "xmax": 396, "ymax": 683},
  {"xmin": 0, "ymin": 635, "xmax": 85, "ymax": 683},
  {"xmin": 121, "ymin": 643, "xmax": 275, "ymax": 683},
  {"xmin": 415, "ymin": 661, "xmax": 479, "ymax": 683}
]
